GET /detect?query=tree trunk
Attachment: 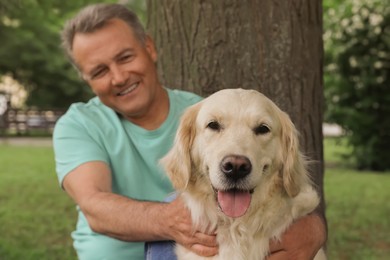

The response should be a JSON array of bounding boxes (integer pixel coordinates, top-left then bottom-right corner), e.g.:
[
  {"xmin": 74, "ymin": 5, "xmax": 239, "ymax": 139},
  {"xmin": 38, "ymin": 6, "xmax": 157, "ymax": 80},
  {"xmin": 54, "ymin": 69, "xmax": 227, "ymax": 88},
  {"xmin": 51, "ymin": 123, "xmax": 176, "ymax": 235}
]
[{"xmin": 146, "ymin": 0, "xmax": 325, "ymax": 213}]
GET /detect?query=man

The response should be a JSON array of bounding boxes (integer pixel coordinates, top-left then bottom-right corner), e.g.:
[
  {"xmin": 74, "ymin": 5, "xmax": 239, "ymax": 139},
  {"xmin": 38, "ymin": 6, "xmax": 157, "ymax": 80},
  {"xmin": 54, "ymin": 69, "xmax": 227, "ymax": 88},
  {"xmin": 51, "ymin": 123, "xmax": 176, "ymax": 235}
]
[{"xmin": 54, "ymin": 3, "xmax": 326, "ymax": 259}]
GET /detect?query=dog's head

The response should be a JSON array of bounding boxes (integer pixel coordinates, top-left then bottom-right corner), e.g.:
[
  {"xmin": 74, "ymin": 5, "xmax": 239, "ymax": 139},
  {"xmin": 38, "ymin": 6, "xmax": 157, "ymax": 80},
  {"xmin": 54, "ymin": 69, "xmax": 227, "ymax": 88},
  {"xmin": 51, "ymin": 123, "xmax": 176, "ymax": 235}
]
[{"xmin": 162, "ymin": 88, "xmax": 309, "ymax": 218}]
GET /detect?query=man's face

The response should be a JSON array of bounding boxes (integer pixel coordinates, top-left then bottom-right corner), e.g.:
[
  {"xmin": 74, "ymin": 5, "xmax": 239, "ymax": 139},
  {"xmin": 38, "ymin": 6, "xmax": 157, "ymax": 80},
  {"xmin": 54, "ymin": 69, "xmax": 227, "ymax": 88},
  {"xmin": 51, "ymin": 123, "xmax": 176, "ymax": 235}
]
[{"xmin": 72, "ymin": 18, "xmax": 161, "ymax": 120}]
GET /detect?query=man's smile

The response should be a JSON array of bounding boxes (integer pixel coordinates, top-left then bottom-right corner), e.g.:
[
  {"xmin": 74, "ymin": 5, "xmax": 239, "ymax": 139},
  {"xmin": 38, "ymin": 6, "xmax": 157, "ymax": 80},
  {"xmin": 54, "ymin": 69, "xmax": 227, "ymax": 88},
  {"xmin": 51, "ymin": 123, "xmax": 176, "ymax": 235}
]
[{"xmin": 117, "ymin": 82, "xmax": 139, "ymax": 96}]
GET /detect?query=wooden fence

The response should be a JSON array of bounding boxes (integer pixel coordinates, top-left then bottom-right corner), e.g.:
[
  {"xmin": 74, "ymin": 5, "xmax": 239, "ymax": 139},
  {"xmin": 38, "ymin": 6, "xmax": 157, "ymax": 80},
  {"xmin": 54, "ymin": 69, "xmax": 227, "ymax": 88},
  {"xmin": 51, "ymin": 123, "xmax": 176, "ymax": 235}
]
[{"xmin": 0, "ymin": 108, "xmax": 64, "ymax": 135}]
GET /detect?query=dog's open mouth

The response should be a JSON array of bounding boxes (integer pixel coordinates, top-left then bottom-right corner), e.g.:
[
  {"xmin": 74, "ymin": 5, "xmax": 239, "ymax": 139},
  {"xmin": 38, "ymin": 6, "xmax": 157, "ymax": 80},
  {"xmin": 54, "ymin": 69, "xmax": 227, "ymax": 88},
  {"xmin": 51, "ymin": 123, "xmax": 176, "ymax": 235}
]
[{"xmin": 216, "ymin": 188, "xmax": 254, "ymax": 218}]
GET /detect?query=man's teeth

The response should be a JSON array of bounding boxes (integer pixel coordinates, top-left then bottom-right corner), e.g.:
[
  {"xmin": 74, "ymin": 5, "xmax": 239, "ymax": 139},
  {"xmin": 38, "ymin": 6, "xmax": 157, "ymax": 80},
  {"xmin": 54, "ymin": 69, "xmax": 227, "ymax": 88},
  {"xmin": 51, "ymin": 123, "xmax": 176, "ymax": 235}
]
[{"xmin": 118, "ymin": 83, "xmax": 138, "ymax": 96}]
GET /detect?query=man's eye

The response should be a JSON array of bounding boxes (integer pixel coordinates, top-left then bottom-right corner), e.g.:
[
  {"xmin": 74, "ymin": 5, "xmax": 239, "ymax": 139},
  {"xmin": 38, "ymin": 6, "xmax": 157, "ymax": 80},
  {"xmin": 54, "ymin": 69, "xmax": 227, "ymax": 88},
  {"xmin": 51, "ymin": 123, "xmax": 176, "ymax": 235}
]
[
  {"xmin": 119, "ymin": 54, "xmax": 133, "ymax": 63},
  {"xmin": 90, "ymin": 68, "xmax": 108, "ymax": 79}
]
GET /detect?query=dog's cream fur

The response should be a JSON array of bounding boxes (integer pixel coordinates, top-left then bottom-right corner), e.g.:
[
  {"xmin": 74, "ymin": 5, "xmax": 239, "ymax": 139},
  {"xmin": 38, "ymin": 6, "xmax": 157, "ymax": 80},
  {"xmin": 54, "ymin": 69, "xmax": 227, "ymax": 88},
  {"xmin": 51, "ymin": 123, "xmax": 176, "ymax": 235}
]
[{"xmin": 161, "ymin": 89, "xmax": 326, "ymax": 260}]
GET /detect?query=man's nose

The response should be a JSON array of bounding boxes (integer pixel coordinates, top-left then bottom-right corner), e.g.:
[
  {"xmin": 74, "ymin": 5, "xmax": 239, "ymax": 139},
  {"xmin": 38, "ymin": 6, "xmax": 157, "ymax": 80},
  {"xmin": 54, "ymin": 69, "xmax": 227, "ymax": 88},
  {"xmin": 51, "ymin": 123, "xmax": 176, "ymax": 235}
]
[{"xmin": 110, "ymin": 65, "xmax": 128, "ymax": 86}]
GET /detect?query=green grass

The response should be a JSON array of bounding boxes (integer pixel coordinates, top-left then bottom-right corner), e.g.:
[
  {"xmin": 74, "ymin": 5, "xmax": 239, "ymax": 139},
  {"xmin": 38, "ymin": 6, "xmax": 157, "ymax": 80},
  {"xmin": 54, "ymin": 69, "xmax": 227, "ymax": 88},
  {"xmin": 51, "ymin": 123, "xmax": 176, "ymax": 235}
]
[
  {"xmin": 323, "ymin": 137, "xmax": 353, "ymax": 167},
  {"xmin": 0, "ymin": 145, "xmax": 77, "ymax": 260},
  {"xmin": 0, "ymin": 138, "xmax": 389, "ymax": 259},
  {"xmin": 324, "ymin": 138, "xmax": 390, "ymax": 260}
]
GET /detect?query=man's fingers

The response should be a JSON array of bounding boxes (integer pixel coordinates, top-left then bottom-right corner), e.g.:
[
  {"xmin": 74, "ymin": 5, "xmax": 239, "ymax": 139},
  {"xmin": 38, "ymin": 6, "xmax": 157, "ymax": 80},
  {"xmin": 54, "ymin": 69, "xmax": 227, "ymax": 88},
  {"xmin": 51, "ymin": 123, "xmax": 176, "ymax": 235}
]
[
  {"xmin": 268, "ymin": 239, "xmax": 283, "ymax": 254},
  {"xmin": 193, "ymin": 231, "xmax": 218, "ymax": 247},
  {"xmin": 266, "ymin": 250, "xmax": 288, "ymax": 260},
  {"xmin": 180, "ymin": 231, "xmax": 218, "ymax": 257},
  {"xmin": 190, "ymin": 243, "xmax": 219, "ymax": 257}
]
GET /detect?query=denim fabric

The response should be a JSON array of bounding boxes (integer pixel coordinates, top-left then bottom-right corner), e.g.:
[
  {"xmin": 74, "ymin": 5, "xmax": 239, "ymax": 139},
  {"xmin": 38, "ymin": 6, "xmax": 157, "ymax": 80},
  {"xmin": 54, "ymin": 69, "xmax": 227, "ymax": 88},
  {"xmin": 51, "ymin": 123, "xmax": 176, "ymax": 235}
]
[
  {"xmin": 145, "ymin": 241, "xmax": 177, "ymax": 260},
  {"xmin": 145, "ymin": 193, "xmax": 178, "ymax": 260}
]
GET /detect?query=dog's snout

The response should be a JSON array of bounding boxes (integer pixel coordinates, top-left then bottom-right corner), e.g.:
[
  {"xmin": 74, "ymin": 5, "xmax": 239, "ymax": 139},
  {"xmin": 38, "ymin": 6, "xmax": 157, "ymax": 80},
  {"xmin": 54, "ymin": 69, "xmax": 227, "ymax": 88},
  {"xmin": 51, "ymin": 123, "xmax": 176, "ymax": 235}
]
[{"xmin": 220, "ymin": 155, "xmax": 252, "ymax": 180}]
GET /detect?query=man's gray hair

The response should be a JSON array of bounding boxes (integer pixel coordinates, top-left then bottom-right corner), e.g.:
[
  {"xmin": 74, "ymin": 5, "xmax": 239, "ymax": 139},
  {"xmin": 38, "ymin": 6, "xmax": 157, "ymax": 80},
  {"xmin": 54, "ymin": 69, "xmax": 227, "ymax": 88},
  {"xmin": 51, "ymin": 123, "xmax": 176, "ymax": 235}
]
[{"xmin": 61, "ymin": 3, "xmax": 146, "ymax": 66}]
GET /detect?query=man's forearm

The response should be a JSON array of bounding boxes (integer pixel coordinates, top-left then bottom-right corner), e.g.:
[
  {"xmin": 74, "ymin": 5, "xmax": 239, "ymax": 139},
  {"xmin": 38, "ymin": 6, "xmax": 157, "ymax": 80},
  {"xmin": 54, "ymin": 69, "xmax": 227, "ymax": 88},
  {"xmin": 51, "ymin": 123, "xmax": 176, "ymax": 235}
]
[{"xmin": 79, "ymin": 191, "xmax": 169, "ymax": 242}]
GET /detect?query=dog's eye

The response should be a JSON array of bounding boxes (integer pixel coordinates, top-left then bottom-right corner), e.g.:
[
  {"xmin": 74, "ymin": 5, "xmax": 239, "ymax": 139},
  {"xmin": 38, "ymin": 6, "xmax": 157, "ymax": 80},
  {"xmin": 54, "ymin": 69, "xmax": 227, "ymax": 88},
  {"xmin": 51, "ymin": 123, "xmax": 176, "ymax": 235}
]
[
  {"xmin": 254, "ymin": 124, "xmax": 270, "ymax": 135},
  {"xmin": 207, "ymin": 121, "xmax": 221, "ymax": 131}
]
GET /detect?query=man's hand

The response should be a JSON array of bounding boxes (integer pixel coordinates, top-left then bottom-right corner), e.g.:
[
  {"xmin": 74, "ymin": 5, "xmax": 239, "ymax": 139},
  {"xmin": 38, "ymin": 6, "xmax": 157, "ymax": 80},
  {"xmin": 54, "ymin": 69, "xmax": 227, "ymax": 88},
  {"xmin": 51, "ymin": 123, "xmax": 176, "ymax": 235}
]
[
  {"xmin": 267, "ymin": 213, "xmax": 326, "ymax": 260},
  {"xmin": 164, "ymin": 197, "xmax": 219, "ymax": 257}
]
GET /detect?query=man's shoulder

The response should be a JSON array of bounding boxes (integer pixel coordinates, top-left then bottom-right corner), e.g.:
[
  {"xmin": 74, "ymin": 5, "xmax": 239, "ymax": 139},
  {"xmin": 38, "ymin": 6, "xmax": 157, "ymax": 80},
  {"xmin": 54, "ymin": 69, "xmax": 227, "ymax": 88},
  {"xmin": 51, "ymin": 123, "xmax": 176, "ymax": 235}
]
[
  {"xmin": 66, "ymin": 96, "xmax": 104, "ymax": 113},
  {"xmin": 167, "ymin": 88, "xmax": 203, "ymax": 106},
  {"xmin": 56, "ymin": 97, "xmax": 115, "ymax": 128}
]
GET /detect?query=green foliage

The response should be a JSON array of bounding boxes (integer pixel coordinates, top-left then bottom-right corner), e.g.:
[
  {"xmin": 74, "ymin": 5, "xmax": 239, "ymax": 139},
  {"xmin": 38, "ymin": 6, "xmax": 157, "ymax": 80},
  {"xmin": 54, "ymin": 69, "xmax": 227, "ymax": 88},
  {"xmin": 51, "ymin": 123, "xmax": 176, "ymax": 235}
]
[
  {"xmin": 323, "ymin": 137, "xmax": 354, "ymax": 168},
  {"xmin": 324, "ymin": 0, "xmax": 390, "ymax": 171},
  {"xmin": 0, "ymin": 0, "xmax": 146, "ymax": 109}
]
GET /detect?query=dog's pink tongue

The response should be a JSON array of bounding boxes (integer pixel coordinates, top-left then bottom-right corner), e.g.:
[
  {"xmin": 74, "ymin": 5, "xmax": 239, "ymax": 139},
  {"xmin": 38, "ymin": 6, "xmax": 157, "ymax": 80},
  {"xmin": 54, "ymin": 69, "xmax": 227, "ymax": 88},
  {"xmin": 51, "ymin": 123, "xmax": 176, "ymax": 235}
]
[{"xmin": 217, "ymin": 190, "xmax": 251, "ymax": 218}]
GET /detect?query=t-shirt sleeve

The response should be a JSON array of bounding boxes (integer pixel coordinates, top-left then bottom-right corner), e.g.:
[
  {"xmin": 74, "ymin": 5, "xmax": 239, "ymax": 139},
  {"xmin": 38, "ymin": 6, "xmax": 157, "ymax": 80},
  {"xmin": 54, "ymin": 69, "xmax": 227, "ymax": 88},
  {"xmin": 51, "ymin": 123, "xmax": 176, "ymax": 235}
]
[{"xmin": 53, "ymin": 107, "xmax": 109, "ymax": 186}]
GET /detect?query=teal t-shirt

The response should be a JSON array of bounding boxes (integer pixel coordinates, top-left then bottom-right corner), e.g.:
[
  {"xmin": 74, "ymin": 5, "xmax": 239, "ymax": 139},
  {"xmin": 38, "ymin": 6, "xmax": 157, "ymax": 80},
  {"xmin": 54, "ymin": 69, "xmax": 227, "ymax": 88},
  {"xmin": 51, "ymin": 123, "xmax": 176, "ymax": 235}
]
[{"xmin": 53, "ymin": 88, "xmax": 202, "ymax": 260}]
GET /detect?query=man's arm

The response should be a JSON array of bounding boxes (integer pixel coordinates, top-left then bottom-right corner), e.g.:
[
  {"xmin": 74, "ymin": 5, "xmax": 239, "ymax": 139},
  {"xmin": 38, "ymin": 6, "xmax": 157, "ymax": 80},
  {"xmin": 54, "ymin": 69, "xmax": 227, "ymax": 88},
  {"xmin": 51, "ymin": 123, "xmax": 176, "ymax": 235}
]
[
  {"xmin": 62, "ymin": 161, "xmax": 218, "ymax": 256},
  {"xmin": 267, "ymin": 211, "xmax": 327, "ymax": 259}
]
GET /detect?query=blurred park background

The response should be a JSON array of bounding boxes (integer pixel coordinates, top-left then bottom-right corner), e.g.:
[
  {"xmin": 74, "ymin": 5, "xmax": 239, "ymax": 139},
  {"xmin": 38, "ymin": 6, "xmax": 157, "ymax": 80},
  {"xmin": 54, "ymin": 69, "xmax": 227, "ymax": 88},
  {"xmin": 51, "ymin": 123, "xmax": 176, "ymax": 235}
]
[{"xmin": 0, "ymin": 0, "xmax": 389, "ymax": 259}]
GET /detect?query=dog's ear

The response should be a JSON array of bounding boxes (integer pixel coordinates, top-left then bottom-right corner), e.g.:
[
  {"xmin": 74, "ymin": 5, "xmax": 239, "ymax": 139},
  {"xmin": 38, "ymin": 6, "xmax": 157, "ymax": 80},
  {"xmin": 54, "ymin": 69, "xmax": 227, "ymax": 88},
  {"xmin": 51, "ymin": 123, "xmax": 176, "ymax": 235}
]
[
  {"xmin": 278, "ymin": 111, "xmax": 308, "ymax": 197},
  {"xmin": 161, "ymin": 102, "xmax": 201, "ymax": 190}
]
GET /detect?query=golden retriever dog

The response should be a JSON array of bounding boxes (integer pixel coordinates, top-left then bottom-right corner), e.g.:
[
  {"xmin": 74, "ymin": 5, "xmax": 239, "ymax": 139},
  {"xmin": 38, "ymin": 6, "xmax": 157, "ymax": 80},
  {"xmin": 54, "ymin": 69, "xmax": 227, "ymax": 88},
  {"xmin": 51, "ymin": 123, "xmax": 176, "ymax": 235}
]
[{"xmin": 161, "ymin": 88, "xmax": 326, "ymax": 260}]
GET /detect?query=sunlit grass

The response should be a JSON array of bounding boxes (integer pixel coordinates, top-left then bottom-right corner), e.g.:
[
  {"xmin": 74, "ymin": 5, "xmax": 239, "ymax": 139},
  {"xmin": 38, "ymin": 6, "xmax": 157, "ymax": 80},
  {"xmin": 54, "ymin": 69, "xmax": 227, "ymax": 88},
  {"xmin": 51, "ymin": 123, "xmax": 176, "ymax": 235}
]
[
  {"xmin": 324, "ymin": 138, "xmax": 390, "ymax": 260},
  {"xmin": 0, "ymin": 145, "xmax": 77, "ymax": 260}
]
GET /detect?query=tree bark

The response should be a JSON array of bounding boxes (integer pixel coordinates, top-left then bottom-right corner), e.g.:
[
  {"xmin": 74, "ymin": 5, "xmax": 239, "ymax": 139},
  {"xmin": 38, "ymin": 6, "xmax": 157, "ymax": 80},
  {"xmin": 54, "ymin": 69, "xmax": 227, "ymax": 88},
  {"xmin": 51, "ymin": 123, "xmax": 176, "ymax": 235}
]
[{"xmin": 147, "ymin": 0, "xmax": 325, "ymax": 213}]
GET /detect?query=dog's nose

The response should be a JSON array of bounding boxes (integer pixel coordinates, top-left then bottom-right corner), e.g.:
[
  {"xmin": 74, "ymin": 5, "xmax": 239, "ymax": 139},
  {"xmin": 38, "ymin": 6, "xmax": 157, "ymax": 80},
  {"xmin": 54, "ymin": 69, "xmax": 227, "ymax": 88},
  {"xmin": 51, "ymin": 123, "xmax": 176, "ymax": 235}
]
[{"xmin": 220, "ymin": 155, "xmax": 252, "ymax": 180}]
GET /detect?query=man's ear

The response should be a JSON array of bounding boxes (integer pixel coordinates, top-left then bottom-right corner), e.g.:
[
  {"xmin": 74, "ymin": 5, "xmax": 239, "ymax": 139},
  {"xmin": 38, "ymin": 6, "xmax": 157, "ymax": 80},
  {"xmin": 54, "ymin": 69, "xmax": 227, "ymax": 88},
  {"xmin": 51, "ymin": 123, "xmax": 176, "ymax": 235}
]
[
  {"xmin": 145, "ymin": 35, "xmax": 157, "ymax": 62},
  {"xmin": 160, "ymin": 102, "xmax": 201, "ymax": 190}
]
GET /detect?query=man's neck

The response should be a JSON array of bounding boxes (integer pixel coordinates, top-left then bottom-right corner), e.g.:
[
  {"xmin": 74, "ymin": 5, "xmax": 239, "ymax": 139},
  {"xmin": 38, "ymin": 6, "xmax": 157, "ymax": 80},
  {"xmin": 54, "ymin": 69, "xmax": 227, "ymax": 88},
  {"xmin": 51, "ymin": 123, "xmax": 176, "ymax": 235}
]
[{"xmin": 124, "ymin": 88, "xmax": 170, "ymax": 130}]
